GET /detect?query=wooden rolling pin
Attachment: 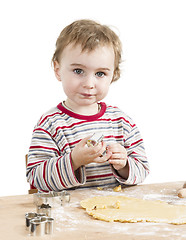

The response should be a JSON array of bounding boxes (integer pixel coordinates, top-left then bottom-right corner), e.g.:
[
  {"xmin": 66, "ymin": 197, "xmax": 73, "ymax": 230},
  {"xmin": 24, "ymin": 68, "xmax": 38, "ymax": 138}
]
[{"xmin": 177, "ymin": 182, "xmax": 186, "ymax": 198}]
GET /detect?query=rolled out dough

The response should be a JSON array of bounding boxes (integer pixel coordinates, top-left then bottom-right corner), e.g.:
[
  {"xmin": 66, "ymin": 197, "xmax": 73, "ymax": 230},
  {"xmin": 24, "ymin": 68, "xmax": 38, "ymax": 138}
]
[{"xmin": 80, "ymin": 195, "xmax": 186, "ymax": 224}]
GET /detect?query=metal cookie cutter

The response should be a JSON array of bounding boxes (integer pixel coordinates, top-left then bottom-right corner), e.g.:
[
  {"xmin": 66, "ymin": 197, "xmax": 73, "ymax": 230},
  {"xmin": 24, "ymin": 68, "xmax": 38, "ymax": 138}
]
[
  {"xmin": 61, "ymin": 190, "xmax": 70, "ymax": 205},
  {"xmin": 87, "ymin": 133, "xmax": 106, "ymax": 156},
  {"xmin": 25, "ymin": 213, "xmax": 54, "ymax": 236},
  {"xmin": 34, "ymin": 192, "xmax": 61, "ymax": 208},
  {"xmin": 25, "ymin": 212, "xmax": 38, "ymax": 230},
  {"xmin": 45, "ymin": 217, "xmax": 54, "ymax": 234},
  {"xmin": 34, "ymin": 190, "xmax": 70, "ymax": 209},
  {"xmin": 87, "ymin": 133, "xmax": 104, "ymax": 147},
  {"xmin": 37, "ymin": 203, "xmax": 52, "ymax": 217},
  {"xmin": 29, "ymin": 217, "xmax": 47, "ymax": 236}
]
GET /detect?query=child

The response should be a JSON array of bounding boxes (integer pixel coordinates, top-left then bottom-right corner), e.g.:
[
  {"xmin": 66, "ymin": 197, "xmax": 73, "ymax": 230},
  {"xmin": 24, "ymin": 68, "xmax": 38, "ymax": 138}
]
[{"xmin": 26, "ymin": 19, "xmax": 149, "ymax": 192}]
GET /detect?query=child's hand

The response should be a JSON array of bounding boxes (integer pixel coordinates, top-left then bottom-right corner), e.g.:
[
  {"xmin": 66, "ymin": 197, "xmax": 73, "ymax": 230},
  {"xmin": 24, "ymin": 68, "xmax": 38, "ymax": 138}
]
[
  {"xmin": 107, "ymin": 143, "xmax": 128, "ymax": 171},
  {"xmin": 71, "ymin": 136, "xmax": 112, "ymax": 170}
]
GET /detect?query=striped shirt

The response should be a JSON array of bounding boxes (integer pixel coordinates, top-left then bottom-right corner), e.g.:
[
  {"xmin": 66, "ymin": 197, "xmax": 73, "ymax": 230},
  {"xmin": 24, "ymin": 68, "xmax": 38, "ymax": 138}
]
[{"xmin": 26, "ymin": 102, "xmax": 149, "ymax": 192}]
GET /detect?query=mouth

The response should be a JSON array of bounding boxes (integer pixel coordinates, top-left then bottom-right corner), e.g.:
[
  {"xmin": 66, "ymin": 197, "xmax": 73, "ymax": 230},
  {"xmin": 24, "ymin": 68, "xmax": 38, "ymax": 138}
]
[{"xmin": 80, "ymin": 93, "xmax": 95, "ymax": 98}]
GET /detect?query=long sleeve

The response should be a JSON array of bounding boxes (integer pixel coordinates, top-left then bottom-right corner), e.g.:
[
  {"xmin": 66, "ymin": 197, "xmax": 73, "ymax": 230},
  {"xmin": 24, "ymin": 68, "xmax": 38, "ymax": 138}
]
[
  {"xmin": 26, "ymin": 126, "xmax": 86, "ymax": 191},
  {"xmin": 112, "ymin": 120, "xmax": 150, "ymax": 185}
]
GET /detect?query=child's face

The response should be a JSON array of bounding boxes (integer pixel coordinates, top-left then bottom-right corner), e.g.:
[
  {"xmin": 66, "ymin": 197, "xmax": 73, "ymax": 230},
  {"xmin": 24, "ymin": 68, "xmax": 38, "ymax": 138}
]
[{"xmin": 54, "ymin": 43, "xmax": 115, "ymax": 111}]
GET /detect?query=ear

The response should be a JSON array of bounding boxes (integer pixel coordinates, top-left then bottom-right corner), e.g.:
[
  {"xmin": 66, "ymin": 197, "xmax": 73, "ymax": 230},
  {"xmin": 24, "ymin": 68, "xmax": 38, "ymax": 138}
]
[{"xmin": 53, "ymin": 61, "xmax": 61, "ymax": 82}]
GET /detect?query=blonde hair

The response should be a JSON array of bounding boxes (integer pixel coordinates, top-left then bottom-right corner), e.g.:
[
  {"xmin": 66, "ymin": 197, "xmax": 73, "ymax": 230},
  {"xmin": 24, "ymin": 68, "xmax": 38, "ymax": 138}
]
[{"xmin": 52, "ymin": 19, "xmax": 122, "ymax": 82}]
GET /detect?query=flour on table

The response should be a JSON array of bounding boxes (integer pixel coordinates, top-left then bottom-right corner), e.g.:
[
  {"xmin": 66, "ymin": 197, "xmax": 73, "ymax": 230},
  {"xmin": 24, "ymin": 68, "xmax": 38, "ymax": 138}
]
[{"xmin": 52, "ymin": 187, "xmax": 186, "ymax": 238}]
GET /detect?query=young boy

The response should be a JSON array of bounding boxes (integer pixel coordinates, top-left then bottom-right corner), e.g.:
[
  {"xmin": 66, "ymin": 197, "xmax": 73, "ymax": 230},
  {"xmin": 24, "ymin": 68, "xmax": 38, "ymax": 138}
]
[{"xmin": 26, "ymin": 19, "xmax": 149, "ymax": 192}]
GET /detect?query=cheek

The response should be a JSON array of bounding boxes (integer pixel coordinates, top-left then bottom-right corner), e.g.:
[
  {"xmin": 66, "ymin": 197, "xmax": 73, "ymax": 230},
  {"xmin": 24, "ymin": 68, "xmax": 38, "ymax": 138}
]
[
  {"xmin": 97, "ymin": 81, "xmax": 110, "ymax": 95},
  {"xmin": 62, "ymin": 80, "xmax": 78, "ymax": 95},
  {"xmin": 103, "ymin": 86, "xmax": 110, "ymax": 96}
]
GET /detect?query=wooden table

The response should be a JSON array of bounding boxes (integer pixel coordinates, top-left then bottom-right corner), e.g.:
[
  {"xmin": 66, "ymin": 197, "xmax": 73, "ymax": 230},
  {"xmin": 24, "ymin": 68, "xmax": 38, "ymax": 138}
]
[{"xmin": 0, "ymin": 182, "xmax": 186, "ymax": 240}]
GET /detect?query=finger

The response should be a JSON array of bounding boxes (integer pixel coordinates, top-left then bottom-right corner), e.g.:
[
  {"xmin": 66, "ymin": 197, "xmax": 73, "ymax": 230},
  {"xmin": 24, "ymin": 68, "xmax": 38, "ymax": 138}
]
[
  {"xmin": 94, "ymin": 157, "xmax": 108, "ymax": 164},
  {"xmin": 89, "ymin": 141, "xmax": 106, "ymax": 156},
  {"xmin": 109, "ymin": 159, "xmax": 127, "ymax": 168},
  {"xmin": 94, "ymin": 151, "xmax": 112, "ymax": 163},
  {"xmin": 108, "ymin": 143, "xmax": 126, "ymax": 153},
  {"xmin": 110, "ymin": 153, "xmax": 127, "ymax": 160},
  {"xmin": 109, "ymin": 159, "xmax": 126, "ymax": 164}
]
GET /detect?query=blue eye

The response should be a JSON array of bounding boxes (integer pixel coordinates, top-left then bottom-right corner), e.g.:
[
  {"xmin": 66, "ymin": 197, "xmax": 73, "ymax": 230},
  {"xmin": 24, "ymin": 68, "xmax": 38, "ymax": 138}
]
[
  {"xmin": 74, "ymin": 68, "xmax": 84, "ymax": 74},
  {"xmin": 96, "ymin": 72, "xmax": 105, "ymax": 77}
]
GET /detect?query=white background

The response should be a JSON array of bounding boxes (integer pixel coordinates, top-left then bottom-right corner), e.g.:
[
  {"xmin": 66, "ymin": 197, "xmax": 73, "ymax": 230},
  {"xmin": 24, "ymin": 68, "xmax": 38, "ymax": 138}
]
[{"xmin": 0, "ymin": 0, "xmax": 186, "ymax": 196}]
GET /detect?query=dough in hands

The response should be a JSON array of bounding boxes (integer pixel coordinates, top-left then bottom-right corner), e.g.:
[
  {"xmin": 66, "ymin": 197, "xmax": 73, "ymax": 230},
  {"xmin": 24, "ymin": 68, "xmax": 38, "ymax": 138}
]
[{"xmin": 81, "ymin": 195, "xmax": 186, "ymax": 224}]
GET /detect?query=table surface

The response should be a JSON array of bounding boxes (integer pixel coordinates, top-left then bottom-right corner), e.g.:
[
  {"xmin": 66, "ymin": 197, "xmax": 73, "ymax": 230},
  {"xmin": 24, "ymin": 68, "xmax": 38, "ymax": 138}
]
[{"xmin": 1, "ymin": 181, "xmax": 186, "ymax": 240}]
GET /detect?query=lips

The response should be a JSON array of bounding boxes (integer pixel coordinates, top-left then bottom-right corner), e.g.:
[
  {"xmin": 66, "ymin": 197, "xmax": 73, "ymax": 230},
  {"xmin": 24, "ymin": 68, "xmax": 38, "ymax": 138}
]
[{"xmin": 80, "ymin": 93, "xmax": 94, "ymax": 98}]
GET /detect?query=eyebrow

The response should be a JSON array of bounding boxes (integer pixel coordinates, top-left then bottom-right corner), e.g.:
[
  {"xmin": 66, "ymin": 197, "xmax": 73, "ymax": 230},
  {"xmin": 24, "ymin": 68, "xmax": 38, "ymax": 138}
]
[{"xmin": 70, "ymin": 63, "xmax": 111, "ymax": 71}]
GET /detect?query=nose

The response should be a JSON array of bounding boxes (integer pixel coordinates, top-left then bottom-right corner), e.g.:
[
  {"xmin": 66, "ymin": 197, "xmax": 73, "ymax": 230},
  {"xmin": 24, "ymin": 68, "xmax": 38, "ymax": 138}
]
[{"xmin": 83, "ymin": 75, "xmax": 95, "ymax": 89}]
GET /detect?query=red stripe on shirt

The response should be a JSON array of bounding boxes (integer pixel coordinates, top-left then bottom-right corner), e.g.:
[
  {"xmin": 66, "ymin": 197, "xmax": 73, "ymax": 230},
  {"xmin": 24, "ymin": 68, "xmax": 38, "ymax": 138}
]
[
  {"xmin": 133, "ymin": 176, "xmax": 137, "ymax": 184},
  {"xmin": 33, "ymin": 128, "xmax": 52, "ymax": 137},
  {"xmin": 104, "ymin": 135, "xmax": 124, "ymax": 140},
  {"xmin": 61, "ymin": 140, "xmax": 81, "ymax": 152},
  {"xmin": 56, "ymin": 157, "xmax": 66, "ymax": 188},
  {"xmin": 29, "ymin": 146, "xmax": 60, "ymax": 156},
  {"xmin": 31, "ymin": 169, "xmax": 35, "ymax": 187},
  {"xmin": 39, "ymin": 111, "xmax": 63, "ymax": 126},
  {"xmin": 43, "ymin": 161, "xmax": 52, "ymax": 191},
  {"xmin": 69, "ymin": 153, "xmax": 79, "ymax": 183},
  {"xmin": 27, "ymin": 160, "xmax": 44, "ymax": 167},
  {"xmin": 131, "ymin": 139, "xmax": 143, "ymax": 146},
  {"xmin": 87, "ymin": 173, "xmax": 113, "ymax": 180}
]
